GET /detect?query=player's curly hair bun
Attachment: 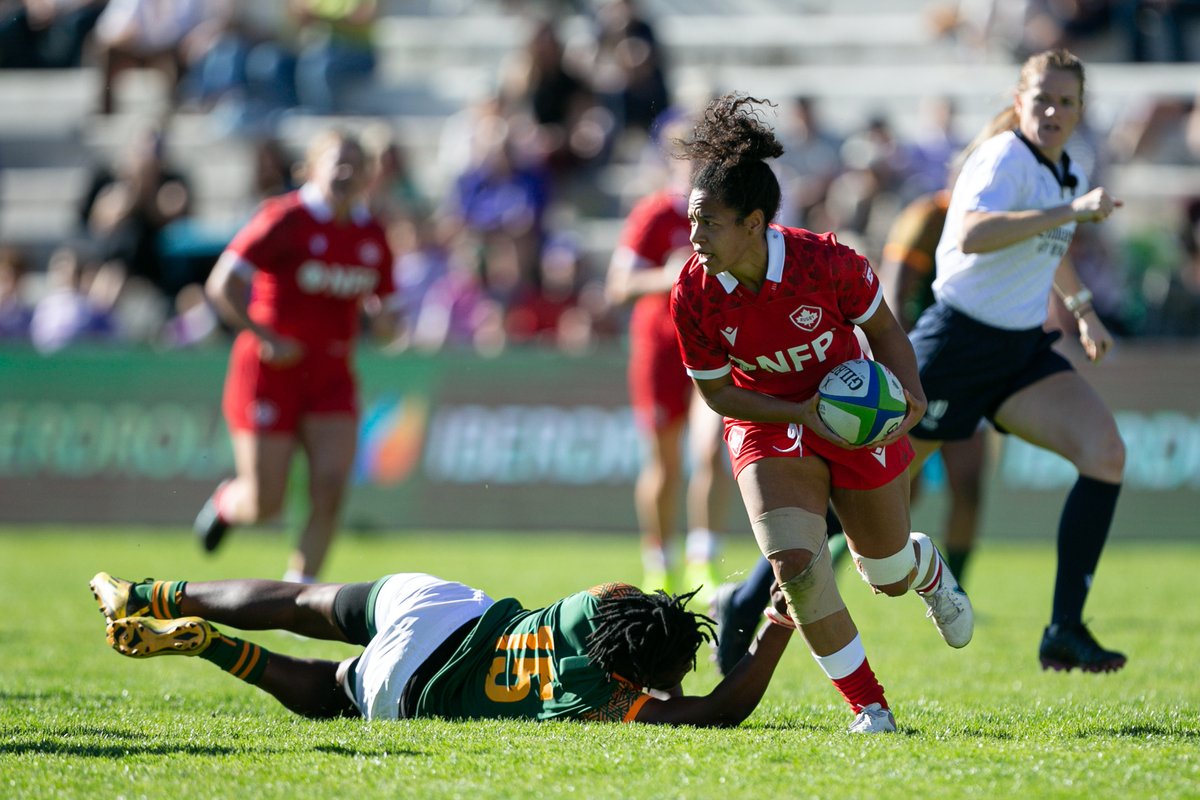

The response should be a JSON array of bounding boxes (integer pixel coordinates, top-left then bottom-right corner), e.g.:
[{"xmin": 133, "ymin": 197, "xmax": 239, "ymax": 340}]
[{"xmin": 682, "ymin": 93, "xmax": 784, "ymax": 224}]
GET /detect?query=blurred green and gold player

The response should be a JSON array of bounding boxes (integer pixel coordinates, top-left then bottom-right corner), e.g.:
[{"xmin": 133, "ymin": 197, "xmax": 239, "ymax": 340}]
[{"xmin": 88, "ymin": 570, "xmax": 826, "ymax": 728}]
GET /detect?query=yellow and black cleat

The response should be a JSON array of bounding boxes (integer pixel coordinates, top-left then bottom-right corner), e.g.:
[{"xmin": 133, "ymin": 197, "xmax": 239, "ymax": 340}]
[
  {"xmin": 90, "ymin": 572, "xmax": 153, "ymax": 621},
  {"xmin": 106, "ymin": 616, "xmax": 216, "ymax": 658}
]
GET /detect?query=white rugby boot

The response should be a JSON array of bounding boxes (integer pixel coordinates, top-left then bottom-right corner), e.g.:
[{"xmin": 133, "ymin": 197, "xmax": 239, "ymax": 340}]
[
  {"xmin": 913, "ymin": 534, "xmax": 974, "ymax": 648},
  {"xmin": 848, "ymin": 703, "xmax": 896, "ymax": 734}
]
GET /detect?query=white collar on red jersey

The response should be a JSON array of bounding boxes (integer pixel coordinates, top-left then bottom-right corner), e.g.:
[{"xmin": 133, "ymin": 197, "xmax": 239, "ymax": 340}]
[
  {"xmin": 299, "ymin": 182, "xmax": 372, "ymax": 227},
  {"xmin": 715, "ymin": 227, "xmax": 785, "ymax": 294}
]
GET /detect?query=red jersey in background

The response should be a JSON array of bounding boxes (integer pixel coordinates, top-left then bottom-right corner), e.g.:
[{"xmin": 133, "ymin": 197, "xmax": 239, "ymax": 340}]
[
  {"xmin": 227, "ymin": 183, "xmax": 395, "ymax": 353},
  {"xmin": 616, "ymin": 189, "xmax": 693, "ymax": 431}
]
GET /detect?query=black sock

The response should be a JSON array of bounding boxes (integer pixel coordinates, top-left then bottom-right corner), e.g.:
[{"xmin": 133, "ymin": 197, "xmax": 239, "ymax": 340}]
[
  {"xmin": 1052, "ymin": 476, "xmax": 1121, "ymax": 625},
  {"xmin": 731, "ymin": 556, "xmax": 775, "ymax": 623},
  {"xmin": 945, "ymin": 547, "xmax": 971, "ymax": 587}
]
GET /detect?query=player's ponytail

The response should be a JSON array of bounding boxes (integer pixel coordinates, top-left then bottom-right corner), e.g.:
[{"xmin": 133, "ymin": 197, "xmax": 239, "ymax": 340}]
[
  {"xmin": 680, "ymin": 93, "xmax": 784, "ymax": 225},
  {"xmin": 954, "ymin": 49, "xmax": 1085, "ymax": 173}
]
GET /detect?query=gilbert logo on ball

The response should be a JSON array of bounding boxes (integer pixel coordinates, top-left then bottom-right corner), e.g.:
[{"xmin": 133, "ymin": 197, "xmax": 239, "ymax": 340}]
[{"xmin": 817, "ymin": 359, "xmax": 908, "ymax": 446}]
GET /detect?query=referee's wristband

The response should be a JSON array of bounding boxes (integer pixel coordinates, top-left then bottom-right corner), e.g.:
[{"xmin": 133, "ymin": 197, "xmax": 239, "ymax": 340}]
[{"xmin": 764, "ymin": 606, "xmax": 797, "ymax": 629}]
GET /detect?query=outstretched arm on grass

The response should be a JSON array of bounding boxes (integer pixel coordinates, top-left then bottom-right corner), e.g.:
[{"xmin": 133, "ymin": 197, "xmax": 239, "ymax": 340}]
[{"xmin": 632, "ymin": 587, "xmax": 794, "ymax": 727}]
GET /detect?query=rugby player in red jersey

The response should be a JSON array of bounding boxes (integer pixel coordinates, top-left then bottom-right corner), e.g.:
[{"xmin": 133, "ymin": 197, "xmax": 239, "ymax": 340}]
[
  {"xmin": 670, "ymin": 94, "xmax": 974, "ymax": 732},
  {"xmin": 606, "ymin": 131, "xmax": 732, "ymax": 600},
  {"xmin": 195, "ymin": 130, "xmax": 400, "ymax": 583}
]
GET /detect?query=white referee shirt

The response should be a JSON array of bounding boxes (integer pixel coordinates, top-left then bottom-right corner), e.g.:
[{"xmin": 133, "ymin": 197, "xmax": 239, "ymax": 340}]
[{"xmin": 934, "ymin": 130, "xmax": 1088, "ymax": 330}]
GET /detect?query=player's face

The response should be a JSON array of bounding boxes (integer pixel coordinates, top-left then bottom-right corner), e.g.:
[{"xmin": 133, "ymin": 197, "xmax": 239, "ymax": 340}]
[
  {"xmin": 648, "ymin": 657, "xmax": 693, "ymax": 692},
  {"xmin": 1014, "ymin": 68, "xmax": 1082, "ymax": 161},
  {"xmin": 311, "ymin": 141, "xmax": 368, "ymax": 205},
  {"xmin": 687, "ymin": 188, "xmax": 759, "ymax": 277}
]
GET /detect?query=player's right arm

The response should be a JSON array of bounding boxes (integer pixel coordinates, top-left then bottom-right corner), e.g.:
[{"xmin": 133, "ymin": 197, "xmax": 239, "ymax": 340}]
[
  {"xmin": 632, "ymin": 588, "xmax": 793, "ymax": 727},
  {"xmin": 605, "ymin": 247, "xmax": 690, "ymax": 305},
  {"xmin": 205, "ymin": 251, "xmax": 303, "ymax": 367}
]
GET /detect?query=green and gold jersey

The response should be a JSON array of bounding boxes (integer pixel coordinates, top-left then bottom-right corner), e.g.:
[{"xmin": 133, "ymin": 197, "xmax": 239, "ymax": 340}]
[{"xmin": 414, "ymin": 583, "xmax": 650, "ymax": 723}]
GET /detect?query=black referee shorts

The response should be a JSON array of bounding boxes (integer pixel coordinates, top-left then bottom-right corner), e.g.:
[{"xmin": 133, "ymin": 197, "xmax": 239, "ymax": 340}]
[{"xmin": 907, "ymin": 301, "xmax": 1072, "ymax": 441}]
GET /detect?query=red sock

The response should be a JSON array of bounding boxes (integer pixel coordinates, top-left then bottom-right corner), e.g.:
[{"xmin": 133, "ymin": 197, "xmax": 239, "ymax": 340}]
[
  {"xmin": 916, "ymin": 557, "xmax": 942, "ymax": 594},
  {"xmin": 830, "ymin": 659, "xmax": 888, "ymax": 713}
]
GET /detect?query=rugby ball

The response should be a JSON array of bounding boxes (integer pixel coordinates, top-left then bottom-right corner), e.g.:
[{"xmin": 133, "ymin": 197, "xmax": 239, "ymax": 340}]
[{"xmin": 817, "ymin": 359, "xmax": 908, "ymax": 446}]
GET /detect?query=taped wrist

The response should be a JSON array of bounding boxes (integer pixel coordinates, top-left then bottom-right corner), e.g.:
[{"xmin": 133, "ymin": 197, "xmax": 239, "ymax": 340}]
[
  {"xmin": 777, "ymin": 539, "xmax": 846, "ymax": 626},
  {"xmin": 848, "ymin": 541, "xmax": 916, "ymax": 588},
  {"xmin": 750, "ymin": 507, "xmax": 826, "ymax": 557}
]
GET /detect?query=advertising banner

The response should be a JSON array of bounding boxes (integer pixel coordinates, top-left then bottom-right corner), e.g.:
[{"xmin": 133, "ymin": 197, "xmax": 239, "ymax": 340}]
[{"xmin": 1, "ymin": 344, "xmax": 1198, "ymax": 539}]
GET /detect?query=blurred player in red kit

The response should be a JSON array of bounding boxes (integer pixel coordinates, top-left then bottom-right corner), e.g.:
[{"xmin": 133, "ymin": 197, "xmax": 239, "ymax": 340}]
[
  {"xmin": 196, "ymin": 130, "xmax": 401, "ymax": 583},
  {"xmin": 606, "ymin": 116, "xmax": 733, "ymax": 600}
]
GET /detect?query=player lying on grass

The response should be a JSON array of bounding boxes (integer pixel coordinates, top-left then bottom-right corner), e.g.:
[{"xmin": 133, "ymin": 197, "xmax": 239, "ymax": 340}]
[{"xmin": 89, "ymin": 571, "xmax": 836, "ymax": 729}]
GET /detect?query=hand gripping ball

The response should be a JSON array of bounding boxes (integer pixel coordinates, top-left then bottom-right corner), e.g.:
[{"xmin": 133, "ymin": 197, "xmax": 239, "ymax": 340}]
[{"xmin": 816, "ymin": 359, "xmax": 908, "ymax": 446}]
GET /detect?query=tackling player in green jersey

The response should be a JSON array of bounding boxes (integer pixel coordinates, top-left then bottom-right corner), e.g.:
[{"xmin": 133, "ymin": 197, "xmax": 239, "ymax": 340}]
[{"xmin": 90, "ymin": 570, "xmax": 802, "ymax": 728}]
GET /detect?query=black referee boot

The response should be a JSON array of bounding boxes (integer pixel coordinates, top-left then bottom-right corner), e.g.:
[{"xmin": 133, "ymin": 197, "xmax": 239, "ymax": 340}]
[
  {"xmin": 1039, "ymin": 621, "xmax": 1126, "ymax": 673},
  {"xmin": 709, "ymin": 582, "xmax": 759, "ymax": 676}
]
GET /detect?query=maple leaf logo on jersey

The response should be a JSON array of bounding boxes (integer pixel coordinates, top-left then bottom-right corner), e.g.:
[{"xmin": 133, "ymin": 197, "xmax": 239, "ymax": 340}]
[{"xmin": 790, "ymin": 305, "xmax": 822, "ymax": 332}]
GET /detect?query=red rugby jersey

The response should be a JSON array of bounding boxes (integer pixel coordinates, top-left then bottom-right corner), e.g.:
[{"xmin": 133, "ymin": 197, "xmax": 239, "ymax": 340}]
[
  {"xmin": 670, "ymin": 225, "xmax": 882, "ymax": 403},
  {"xmin": 618, "ymin": 189, "xmax": 691, "ymax": 268},
  {"xmin": 226, "ymin": 184, "xmax": 395, "ymax": 347},
  {"xmin": 616, "ymin": 189, "xmax": 691, "ymax": 326}
]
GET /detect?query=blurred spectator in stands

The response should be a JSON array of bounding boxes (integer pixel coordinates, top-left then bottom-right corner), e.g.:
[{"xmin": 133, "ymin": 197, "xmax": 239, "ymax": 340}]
[
  {"xmin": 1019, "ymin": 0, "xmax": 1110, "ymax": 57},
  {"xmin": 160, "ymin": 281, "xmax": 218, "ymax": 347},
  {"xmin": 388, "ymin": 213, "xmax": 444, "ymax": 347},
  {"xmin": 0, "ymin": 0, "xmax": 105, "ymax": 68},
  {"xmin": 591, "ymin": 0, "xmax": 670, "ymax": 133},
  {"xmin": 905, "ymin": 96, "xmax": 963, "ymax": 200},
  {"xmin": 361, "ymin": 123, "xmax": 427, "ymax": 224},
  {"xmin": 81, "ymin": 127, "xmax": 192, "ymax": 297},
  {"xmin": 178, "ymin": 2, "xmax": 296, "ymax": 121},
  {"xmin": 1109, "ymin": 96, "xmax": 1199, "ymax": 165},
  {"xmin": 505, "ymin": 233, "xmax": 593, "ymax": 351},
  {"xmin": 443, "ymin": 106, "xmax": 549, "ymax": 302},
  {"xmin": 407, "ymin": 238, "xmax": 505, "ymax": 356},
  {"xmin": 1133, "ymin": 198, "xmax": 1200, "ymax": 336},
  {"xmin": 29, "ymin": 245, "xmax": 113, "ymax": 352},
  {"xmin": 501, "ymin": 19, "xmax": 614, "ymax": 181},
  {"xmin": 92, "ymin": 0, "xmax": 220, "ymax": 114},
  {"xmin": 504, "ymin": 20, "xmax": 589, "ymax": 131},
  {"xmin": 290, "ymin": 0, "xmax": 377, "ymax": 113},
  {"xmin": 1111, "ymin": 0, "xmax": 1200, "ymax": 62},
  {"xmin": 774, "ymin": 96, "xmax": 842, "ymax": 230},
  {"xmin": 824, "ymin": 115, "xmax": 912, "ymax": 241},
  {"xmin": 0, "ymin": 246, "xmax": 32, "ymax": 339}
]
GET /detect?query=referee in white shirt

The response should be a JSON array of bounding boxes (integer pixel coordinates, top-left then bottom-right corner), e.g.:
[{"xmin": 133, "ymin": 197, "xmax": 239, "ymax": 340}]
[{"xmin": 906, "ymin": 49, "xmax": 1127, "ymax": 673}]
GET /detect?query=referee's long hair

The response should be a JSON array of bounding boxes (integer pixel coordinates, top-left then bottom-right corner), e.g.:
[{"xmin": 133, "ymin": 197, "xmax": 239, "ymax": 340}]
[
  {"xmin": 954, "ymin": 48, "xmax": 1086, "ymax": 172},
  {"xmin": 679, "ymin": 93, "xmax": 784, "ymax": 225},
  {"xmin": 586, "ymin": 588, "xmax": 716, "ymax": 688}
]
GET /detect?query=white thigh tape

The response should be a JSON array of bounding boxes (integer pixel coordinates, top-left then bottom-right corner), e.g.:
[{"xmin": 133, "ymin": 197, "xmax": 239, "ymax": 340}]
[
  {"xmin": 750, "ymin": 507, "xmax": 826, "ymax": 557},
  {"xmin": 850, "ymin": 542, "xmax": 916, "ymax": 587}
]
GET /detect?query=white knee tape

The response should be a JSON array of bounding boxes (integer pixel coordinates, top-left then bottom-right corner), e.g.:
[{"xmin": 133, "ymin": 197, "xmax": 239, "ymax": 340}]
[
  {"xmin": 778, "ymin": 539, "xmax": 846, "ymax": 625},
  {"xmin": 849, "ymin": 542, "xmax": 915, "ymax": 587},
  {"xmin": 750, "ymin": 507, "xmax": 826, "ymax": 558}
]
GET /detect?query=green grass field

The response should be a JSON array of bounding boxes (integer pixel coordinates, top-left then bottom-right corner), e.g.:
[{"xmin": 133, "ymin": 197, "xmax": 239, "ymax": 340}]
[{"xmin": 2, "ymin": 527, "xmax": 1198, "ymax": 799}]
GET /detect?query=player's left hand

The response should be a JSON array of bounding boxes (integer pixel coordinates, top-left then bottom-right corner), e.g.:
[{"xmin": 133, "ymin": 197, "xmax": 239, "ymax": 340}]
[
  {"xmin": 873, "ymin": 388, "xmax": 927, "ymax": 449},
  {"xmin": 795, "ymin": 394, "xmax": 857, "ymax": 449},
  {"xmin": 1078, "ymin": 309, "xmax": 1113, "ymax": 364}
]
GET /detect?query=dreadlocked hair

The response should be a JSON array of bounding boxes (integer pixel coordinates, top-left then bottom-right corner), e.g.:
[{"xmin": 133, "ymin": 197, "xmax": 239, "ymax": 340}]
[
  {"xmin": 680, "ymin": 93, "xmax": 784, "ymax": 224},
  {"xmin": 586, "ymin": 588, "xmax": 716, "ymax": 688}
]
